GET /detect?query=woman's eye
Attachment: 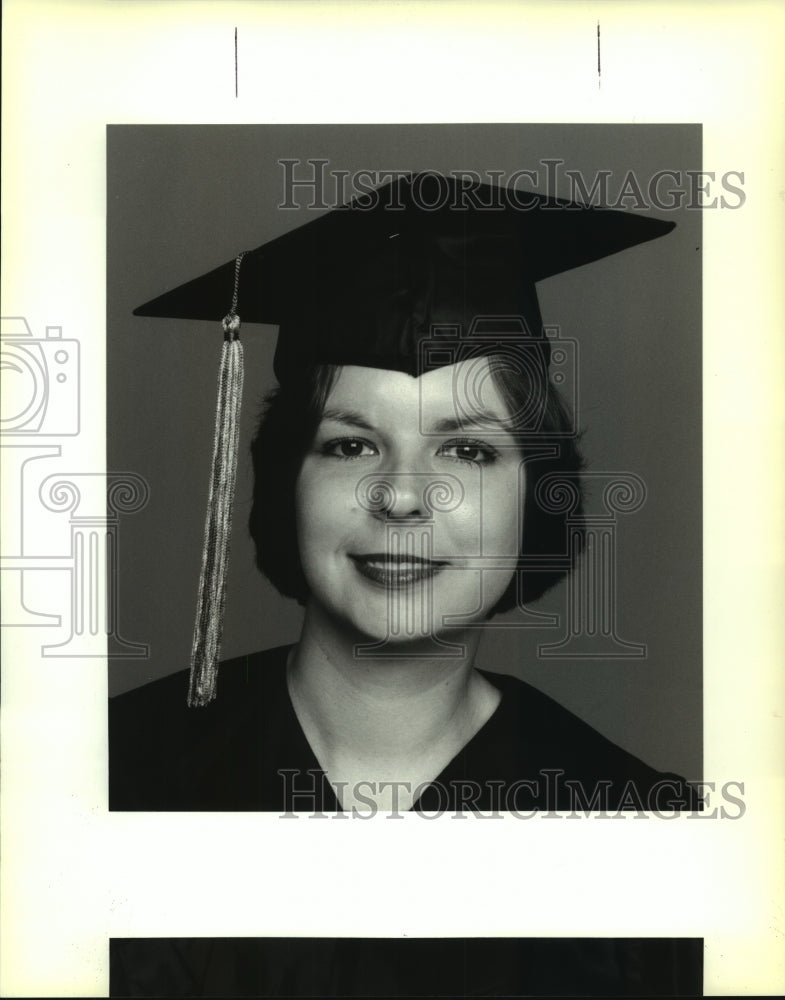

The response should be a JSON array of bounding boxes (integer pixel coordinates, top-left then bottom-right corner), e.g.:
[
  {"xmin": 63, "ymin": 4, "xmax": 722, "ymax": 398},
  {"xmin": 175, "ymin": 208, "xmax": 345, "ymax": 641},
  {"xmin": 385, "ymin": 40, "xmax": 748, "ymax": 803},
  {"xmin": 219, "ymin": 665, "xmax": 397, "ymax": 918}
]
[
  {"xmin": 438, "ymin": 440, "xmax": 499, "ymax": 465},
  {"xmin": 322, "ymin": 437, "xmax": 378, "ymax": 459}
]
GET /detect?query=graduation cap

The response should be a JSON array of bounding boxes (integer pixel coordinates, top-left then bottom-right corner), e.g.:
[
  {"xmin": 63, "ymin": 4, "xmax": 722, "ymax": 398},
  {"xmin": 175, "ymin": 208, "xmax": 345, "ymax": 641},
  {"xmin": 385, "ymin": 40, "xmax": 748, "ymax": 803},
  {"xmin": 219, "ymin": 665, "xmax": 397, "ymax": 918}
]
[{"xmin": 134, "ymin": 172, "xmax": 675, "ymax": 705}]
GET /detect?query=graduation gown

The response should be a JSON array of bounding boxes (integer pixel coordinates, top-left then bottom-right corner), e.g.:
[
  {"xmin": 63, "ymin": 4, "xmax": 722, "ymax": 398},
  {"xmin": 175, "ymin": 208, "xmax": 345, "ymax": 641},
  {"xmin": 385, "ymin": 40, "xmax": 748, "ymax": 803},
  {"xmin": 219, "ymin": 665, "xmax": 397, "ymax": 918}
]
[{"xmin": 109, "ymin": 645, "xmax": 697, "ymax": 814}]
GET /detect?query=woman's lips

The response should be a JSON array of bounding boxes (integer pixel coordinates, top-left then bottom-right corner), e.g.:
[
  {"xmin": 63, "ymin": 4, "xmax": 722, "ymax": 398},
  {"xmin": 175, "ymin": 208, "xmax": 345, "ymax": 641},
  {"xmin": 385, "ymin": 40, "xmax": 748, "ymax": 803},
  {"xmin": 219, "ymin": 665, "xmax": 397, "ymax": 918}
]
[{"xmin": 349, "ymin": 553, "xmax": 449, "ymax": 588}]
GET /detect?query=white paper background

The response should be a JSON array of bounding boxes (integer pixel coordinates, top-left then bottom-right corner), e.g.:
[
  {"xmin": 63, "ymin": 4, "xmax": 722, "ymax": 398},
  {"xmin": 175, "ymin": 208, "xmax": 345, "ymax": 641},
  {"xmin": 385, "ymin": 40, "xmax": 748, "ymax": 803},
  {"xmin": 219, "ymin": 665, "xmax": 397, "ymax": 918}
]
[{"xmin": 2, "ymin": 1, "xmax": 784, "ymax": 996}]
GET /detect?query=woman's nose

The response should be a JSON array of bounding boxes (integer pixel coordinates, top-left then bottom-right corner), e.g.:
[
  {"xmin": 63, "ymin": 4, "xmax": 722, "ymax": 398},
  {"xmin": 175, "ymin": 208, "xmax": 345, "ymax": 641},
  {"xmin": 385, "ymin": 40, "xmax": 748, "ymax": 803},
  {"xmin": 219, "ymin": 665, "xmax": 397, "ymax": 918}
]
[
  {"xmin": 365, "ymin": 471, "xmax": 427, "ymax": 519},
  {"xmin": 355, "ymin": 471, "xmax": 465, "ymax": 520},
  {"xmin": 390, "ymin": 471, "xmax": 431, "ymax": 519}
]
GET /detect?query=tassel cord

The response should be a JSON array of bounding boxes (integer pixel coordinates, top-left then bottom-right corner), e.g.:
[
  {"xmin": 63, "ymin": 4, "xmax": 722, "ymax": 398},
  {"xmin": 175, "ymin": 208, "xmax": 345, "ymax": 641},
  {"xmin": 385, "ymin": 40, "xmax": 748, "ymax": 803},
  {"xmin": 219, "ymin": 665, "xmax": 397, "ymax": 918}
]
[{"xmin": 188, "ymin": 332, "xmax": 244, "ymax": 707}]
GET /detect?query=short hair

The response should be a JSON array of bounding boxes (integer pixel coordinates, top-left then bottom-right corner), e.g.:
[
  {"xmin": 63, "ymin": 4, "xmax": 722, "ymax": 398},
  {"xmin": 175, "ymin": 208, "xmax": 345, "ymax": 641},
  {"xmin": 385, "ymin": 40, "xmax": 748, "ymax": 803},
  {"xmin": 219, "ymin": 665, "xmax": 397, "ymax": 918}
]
[{"xmin": 248, "ymin": 362, "xmax": 585, "ymax": 615}]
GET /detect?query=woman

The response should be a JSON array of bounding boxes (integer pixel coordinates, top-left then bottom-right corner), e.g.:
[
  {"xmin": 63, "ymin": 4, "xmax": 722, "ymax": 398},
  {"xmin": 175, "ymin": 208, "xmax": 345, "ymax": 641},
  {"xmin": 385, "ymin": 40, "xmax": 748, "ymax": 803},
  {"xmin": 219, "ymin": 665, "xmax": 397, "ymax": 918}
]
[{"xmin": 110, "ymin": 172, "xmax": 697, "ymax": 815}]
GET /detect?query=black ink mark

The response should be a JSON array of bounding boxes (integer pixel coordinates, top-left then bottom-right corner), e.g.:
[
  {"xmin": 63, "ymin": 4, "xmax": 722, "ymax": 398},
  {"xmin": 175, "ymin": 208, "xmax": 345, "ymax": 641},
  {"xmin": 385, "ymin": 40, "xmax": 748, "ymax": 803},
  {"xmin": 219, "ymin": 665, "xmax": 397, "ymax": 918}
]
[
  {"xmin": 235, "ymin": 27, "xmax": 238, "ymax": 98},
  {"xmin": 597, "ymin": 21, "xmax": 601, "ymax": 89}
]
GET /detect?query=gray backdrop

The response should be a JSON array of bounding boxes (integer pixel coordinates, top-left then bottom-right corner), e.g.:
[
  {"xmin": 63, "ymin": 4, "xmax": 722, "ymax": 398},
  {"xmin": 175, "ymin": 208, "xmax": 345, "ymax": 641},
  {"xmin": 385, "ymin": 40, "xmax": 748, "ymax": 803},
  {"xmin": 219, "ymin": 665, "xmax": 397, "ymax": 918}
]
[{"xmin": 107, "ymin": 124, "xmax": 701, "ymax": 779}]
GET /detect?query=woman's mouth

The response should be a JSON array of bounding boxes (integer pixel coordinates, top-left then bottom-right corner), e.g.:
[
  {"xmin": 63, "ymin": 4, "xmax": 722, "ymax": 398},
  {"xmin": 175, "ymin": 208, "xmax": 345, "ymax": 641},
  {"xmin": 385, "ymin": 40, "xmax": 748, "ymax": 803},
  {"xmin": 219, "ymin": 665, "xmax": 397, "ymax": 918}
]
[{"xmin": 349, "ymin": 553, "xmax": 450, "ymax": 588}]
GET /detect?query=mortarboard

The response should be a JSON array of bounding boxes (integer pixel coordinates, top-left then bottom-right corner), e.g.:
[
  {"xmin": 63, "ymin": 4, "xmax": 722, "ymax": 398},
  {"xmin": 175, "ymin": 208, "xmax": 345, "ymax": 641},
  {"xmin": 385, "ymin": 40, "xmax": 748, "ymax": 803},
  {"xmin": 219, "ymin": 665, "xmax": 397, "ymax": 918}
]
[{"xmin": 134, "ymin": 172, "xmax": 675, "ymax": 705}]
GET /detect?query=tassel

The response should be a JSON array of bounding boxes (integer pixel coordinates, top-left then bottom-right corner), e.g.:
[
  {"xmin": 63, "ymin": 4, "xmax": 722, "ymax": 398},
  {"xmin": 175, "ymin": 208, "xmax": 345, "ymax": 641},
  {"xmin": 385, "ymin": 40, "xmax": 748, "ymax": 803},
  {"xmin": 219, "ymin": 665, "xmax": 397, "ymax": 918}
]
[{"xmin": 188, "ymin": 253, "xmax": 247, "ymax": 706}]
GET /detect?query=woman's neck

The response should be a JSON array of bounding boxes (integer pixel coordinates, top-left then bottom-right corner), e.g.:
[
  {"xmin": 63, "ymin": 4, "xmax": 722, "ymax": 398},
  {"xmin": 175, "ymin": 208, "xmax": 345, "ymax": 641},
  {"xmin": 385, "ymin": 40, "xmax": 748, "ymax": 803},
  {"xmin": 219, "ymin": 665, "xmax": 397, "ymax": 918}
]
[{"xmin": 286, "ymin": 601, "xmax": 501, "ymax": 811}]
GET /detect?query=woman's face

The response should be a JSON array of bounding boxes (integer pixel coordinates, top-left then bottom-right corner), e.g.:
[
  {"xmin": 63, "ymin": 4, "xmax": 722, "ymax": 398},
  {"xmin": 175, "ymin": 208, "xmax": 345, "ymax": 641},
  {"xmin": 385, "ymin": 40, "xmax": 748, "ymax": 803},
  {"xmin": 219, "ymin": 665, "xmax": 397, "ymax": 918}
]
[{"xmin": 295, "ymin": 360, "xmax": 525, "ymax": 644}]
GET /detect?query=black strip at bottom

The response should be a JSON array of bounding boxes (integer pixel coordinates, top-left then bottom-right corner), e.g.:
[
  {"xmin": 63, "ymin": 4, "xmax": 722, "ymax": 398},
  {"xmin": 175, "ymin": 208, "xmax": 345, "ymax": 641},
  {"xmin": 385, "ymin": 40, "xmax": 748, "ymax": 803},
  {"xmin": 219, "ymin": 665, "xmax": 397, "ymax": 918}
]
[{"xmin": 110, "ymin": 936, "xmax": 703, "ymax": 997}]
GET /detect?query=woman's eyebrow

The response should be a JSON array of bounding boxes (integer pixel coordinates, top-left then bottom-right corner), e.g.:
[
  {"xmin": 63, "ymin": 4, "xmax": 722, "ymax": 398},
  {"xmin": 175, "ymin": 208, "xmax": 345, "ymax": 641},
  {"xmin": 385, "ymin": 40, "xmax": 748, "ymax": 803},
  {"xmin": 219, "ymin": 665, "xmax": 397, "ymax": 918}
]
[
  {"xmin": 319, "ymin": 408, "xmax": 515, "ymax": 436},
  {"xmin": 430, "ymin": 412, "xmax": 512, "ymax": 434},
  {"xmin": 319, "ymin": 407, "xmax": 376, "ymax": 432}
]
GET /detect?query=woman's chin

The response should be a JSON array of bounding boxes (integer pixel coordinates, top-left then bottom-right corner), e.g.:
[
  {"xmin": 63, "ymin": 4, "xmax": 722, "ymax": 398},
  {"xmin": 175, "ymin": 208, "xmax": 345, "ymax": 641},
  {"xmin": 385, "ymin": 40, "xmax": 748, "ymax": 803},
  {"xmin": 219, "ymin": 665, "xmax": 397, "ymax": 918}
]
[{"xmin": 311, "ymin": 591, "xmax": 489, "ymax": 653}]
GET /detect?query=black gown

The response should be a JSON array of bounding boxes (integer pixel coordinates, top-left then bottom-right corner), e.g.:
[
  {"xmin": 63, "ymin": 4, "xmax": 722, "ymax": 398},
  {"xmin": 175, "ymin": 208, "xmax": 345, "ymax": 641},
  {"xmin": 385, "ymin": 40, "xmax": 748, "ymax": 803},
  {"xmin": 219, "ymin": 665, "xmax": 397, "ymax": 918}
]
[
  {"xmin": 110, "ymin": 644, "xmax": 698, "ymax": 813},
  {"xmin": 109, "ymin": 648, "xmax": 702, "ymax": 996}
]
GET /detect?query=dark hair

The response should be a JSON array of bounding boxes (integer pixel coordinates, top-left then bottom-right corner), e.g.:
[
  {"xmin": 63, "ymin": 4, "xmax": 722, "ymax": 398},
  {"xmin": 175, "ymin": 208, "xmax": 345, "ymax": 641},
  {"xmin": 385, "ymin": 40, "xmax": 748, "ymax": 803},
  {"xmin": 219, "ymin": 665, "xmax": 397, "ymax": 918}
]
[{"xmin": 249, "ymin": 362, "xmax": 585, "ymax": 615}]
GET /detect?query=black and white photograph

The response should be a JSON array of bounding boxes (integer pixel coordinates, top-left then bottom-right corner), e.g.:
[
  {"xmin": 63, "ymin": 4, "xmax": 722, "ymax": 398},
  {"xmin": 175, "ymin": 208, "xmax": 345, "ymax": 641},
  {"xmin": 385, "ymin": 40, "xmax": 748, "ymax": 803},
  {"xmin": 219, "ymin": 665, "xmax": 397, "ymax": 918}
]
[
  {"xmin": 2, "ymin": 3, "xmax": 784, "ymax": 998},
  {"xmin": 107, "ymin": 125, "xmax": 703, "ymax": 821}
]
